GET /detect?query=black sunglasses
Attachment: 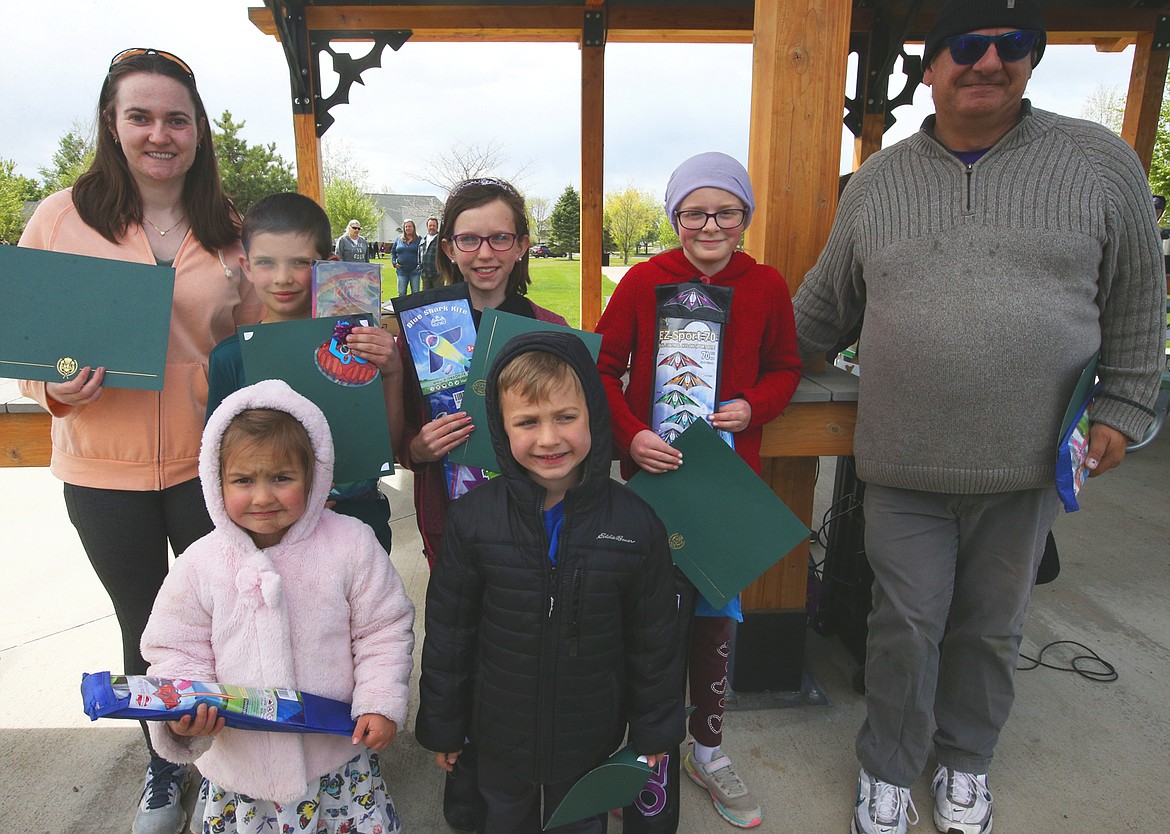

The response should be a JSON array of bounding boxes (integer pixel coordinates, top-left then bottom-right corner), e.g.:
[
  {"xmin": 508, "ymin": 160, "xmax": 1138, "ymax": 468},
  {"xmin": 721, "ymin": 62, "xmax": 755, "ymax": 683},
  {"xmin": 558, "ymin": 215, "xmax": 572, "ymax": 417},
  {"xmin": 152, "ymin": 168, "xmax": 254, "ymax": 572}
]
[
  {"xmin": 945, "ymin": 30, "xmax": 1038, "ymax": 66},
  {"xmin": 109, "ymin": 48, "xmax": 196, "ymax": 82}
]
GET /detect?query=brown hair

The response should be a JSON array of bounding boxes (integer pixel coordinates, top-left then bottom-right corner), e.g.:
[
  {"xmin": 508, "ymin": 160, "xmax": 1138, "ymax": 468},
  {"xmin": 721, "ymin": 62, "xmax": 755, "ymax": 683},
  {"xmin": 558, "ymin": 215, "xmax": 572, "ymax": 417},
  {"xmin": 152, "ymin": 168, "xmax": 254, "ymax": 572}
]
[
  {"xmin": 438, "ymin": 178, "xmax": 531, "ymax": 296},
  {"xmin": 220, "ymin": 408, "xmax": 315, "ymax": 496},
  {"xmin": 71, "ymin": 51, "xmax": 238, "ymax": 250},
  {"xmin": 496, "ymin": 350, "xmax": 584, "ymax": 410},
  {"xmin": 242, "ymin": 192, "xmax": 331, "ymax": 258}
]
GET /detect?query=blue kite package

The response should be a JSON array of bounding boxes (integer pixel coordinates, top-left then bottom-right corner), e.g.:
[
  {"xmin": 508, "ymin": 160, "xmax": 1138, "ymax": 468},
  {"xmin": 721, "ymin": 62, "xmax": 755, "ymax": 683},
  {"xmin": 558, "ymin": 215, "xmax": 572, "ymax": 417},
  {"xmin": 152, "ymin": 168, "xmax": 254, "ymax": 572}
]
[{"xmin": 81, "ymin": 672, "xmax": 357, "ymax": 736}]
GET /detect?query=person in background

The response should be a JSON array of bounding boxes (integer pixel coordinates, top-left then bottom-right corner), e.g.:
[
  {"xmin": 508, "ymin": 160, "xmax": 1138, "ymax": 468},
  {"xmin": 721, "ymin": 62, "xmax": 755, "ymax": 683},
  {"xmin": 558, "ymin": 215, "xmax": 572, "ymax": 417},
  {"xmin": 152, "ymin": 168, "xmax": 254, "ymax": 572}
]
[
  {"xmin": 336, "ymin": 219, "xmax": 370, "ymax": 262},
  {"xmin": 391, "ymin": 218, "xmax": 423, "ymax": 296},
  {"xmin": 17, "ymin": 47, "xmax": 261, "ymax": 834},
  {"xmin": 420, "ymin": 215, "xmax": 443, "ymax": 290},
  {"xmin": 793, "ymin": 2, "xmax": 1165, "ymax": 832}
]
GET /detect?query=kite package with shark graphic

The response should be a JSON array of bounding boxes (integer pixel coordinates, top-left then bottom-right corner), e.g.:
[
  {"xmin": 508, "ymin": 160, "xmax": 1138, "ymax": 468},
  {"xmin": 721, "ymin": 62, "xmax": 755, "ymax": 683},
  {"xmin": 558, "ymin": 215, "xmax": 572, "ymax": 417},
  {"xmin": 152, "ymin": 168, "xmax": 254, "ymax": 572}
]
[
  {"xmin": 80, "ymin": 672, "xmax": 357, "ymax": 736},
  {"xmin": 394, "ymin": 284, "xmax": 490, "ymax": 499},
  {"xmin": 651, "ymin": 280, "xmax": 741, "ymax": 620}
]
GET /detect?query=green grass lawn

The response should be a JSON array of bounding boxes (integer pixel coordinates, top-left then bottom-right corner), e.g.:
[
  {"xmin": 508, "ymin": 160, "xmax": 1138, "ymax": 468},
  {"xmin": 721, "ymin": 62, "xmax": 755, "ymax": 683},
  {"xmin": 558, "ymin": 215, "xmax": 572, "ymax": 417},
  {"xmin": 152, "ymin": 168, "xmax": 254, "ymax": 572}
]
[{"xmin": 378, "ymin": 257, "xmax": 619, "ymax": 329}]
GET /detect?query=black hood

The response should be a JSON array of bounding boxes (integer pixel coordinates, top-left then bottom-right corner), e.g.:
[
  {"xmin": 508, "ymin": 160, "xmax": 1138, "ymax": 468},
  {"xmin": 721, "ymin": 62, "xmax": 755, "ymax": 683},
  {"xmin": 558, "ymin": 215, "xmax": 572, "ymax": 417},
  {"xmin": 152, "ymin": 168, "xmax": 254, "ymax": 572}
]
[{"xmin": 484, "ymin": 330, "xmax": 612, "ymax": 511}]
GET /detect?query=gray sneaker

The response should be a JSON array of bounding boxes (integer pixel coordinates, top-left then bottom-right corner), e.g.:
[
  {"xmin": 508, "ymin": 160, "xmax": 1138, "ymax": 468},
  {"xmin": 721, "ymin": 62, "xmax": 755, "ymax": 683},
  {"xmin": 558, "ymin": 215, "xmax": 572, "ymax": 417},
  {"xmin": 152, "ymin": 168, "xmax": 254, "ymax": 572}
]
[
  {"xmin": 684, "ymin": 746, "xmax": 762, "ymax": 829},
  {"xmin": 132, "ymin": 760, "xmax": 190, "ymax": 834}
]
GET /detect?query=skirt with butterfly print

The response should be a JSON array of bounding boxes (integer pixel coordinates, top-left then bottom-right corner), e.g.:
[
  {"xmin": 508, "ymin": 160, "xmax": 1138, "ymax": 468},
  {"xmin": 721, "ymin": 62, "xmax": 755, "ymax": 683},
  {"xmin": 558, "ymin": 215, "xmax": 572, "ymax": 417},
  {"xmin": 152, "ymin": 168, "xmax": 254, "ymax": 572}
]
[{"xmin": 199, "ymin": 750, "xmax": 401, "ymax": 834}]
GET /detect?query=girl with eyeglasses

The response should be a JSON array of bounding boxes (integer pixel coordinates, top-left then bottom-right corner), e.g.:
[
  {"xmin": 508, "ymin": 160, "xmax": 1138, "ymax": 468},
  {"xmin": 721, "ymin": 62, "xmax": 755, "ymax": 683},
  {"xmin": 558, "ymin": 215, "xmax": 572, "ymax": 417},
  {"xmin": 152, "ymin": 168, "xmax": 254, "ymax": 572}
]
[
  {"xmin": 394, "ymin": 177, "xmax": 566, "ymax": 830},
  {"xmin": 595, "ymin": 153, "xmax": 802, "ymax": 832},
  {"xmin": 17, "ymin": 48, "xmax": 261, "ymax": 834}
]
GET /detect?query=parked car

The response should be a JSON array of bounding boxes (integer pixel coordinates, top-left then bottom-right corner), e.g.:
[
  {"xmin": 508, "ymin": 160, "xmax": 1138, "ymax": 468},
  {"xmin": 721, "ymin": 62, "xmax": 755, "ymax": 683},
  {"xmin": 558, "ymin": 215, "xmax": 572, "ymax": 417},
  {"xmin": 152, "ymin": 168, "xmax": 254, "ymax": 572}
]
[{"xmin": 529, "ymin": 244, "xmax": 558, "ymax": 258}]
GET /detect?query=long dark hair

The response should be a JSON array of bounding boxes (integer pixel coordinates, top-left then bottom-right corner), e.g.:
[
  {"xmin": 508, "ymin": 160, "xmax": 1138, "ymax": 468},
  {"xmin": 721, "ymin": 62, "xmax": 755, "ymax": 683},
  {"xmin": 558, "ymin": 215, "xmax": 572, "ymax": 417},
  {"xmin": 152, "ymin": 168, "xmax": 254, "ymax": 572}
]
[
  {"xmin": 437, "ymin": 178, "xmax": 532, "ymax": 296},
  {"xmin": 72, "ymin": 51, "xmax": 237, "ymax": 250}
]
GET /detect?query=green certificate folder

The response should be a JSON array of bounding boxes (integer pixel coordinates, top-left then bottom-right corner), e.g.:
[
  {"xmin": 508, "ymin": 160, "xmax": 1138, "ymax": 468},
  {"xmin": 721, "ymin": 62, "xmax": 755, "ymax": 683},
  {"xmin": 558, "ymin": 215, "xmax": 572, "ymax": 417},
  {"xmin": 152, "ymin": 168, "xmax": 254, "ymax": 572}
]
[
  {"xmin": 449, "ymin": 308, "xmax": 602, "ymax": 473},
  {"xmin": 0, "ymin": 247, "xmax": 175, "ymax": 391},
  {"xmin": 238, "ymin": 316, "xmax": 394, "ymax": 483},
  {"xmin": 626, "ymin": 420, "xmax": 810, "ymax": 608},
  {"xmin": 543, "ymin": 745, "xmax": 651, "ymax": 830}
]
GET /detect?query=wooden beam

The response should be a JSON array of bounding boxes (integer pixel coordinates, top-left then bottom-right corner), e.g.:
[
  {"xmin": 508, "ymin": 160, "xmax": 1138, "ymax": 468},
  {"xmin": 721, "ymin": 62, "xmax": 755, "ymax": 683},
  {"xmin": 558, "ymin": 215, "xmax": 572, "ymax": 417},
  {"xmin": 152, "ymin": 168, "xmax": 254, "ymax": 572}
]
[
  {"xmin": 759, "ymin": 402, "xmax": 856, "ymax": 458},
  {"xmin": 740, "ymin": 457, "xmax": 817, "ymax": 610},
  {"xmin": 1093, "ymin": 36, "xmax": 1135, "ymax": 53},
  {"xmin": 251, "ymin": 5, "xmax": 753, "ymax": 43},
  {"xmin": 580, "ymin": 43, "xmax": 604, "ymax": 331},
  {"xmin": 0, "ymin": 413, "xmax": 52, "ymax": 467},
  {"xmin": 1122, "ymin": 31, "xmax": 1170, "ymax": 173}
]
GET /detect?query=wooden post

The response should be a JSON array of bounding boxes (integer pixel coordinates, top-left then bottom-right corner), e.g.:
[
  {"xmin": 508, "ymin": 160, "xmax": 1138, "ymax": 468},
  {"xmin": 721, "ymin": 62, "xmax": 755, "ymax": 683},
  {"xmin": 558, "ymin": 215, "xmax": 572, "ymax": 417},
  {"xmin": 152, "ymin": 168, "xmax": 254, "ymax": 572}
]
[
  {"xmin": 746, "ymin": 0, "xmax": 851, "ymax": 292},
  {"xmin": 853, "ymin": 112, "xmax": 885, "ymax": 170},
  {"xmin": 731, "ymin": 0, "xmax": 852, "ymax": 693},
  {"xmin": 1121, "ymin": 31, "xmax": 1169, "ymax": 173},
  {"xmin": 294, "ymin": 113, "xmax": 325, "ymax": 205},
  {"xmin": 580, "ymin": 39, "xmax": 605, "ymax": 331}
]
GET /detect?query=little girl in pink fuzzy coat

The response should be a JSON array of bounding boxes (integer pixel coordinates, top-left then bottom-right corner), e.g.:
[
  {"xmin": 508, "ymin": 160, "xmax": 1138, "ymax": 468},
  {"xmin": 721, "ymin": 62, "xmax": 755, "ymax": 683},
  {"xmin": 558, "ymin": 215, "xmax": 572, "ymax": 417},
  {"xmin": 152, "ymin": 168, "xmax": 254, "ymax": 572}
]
[{"xmin": 141, "ymin": 379, "xmax": 415, "ymax": 834}]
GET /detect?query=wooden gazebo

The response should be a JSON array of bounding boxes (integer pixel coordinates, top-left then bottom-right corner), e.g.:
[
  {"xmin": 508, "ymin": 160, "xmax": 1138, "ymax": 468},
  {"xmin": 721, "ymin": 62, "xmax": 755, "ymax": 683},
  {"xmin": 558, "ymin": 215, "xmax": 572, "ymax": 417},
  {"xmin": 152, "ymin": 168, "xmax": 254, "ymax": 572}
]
[{"xmin": 7, "ymin": 0, "xmax": 1168, "ymax": 693}]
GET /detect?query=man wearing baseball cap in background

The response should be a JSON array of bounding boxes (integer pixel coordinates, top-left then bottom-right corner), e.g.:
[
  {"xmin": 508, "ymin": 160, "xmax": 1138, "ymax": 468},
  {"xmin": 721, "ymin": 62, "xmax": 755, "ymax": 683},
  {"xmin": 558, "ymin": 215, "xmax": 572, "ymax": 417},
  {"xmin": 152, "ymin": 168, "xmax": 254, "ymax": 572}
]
[{"xmin": 794, "ymin": 1, "xmax": 1165, "ymax": 833}]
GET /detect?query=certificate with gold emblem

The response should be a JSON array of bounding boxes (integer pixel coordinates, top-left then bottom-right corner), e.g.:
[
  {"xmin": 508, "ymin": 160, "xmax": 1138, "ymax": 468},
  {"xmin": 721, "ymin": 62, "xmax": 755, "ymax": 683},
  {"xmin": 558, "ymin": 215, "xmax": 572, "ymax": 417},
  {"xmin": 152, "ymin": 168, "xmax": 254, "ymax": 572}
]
[{"xmin": 0, "ymin": 247, "xmax": 175, "ymax": 391}]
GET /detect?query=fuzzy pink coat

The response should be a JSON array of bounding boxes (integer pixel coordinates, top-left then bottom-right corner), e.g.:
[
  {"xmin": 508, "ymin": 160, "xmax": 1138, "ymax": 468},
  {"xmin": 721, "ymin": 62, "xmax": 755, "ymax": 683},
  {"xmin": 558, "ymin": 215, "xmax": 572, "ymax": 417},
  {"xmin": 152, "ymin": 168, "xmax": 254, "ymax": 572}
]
[{"xmin": 141, "ymin": 380, "xmax": 415, "ymax": 803}]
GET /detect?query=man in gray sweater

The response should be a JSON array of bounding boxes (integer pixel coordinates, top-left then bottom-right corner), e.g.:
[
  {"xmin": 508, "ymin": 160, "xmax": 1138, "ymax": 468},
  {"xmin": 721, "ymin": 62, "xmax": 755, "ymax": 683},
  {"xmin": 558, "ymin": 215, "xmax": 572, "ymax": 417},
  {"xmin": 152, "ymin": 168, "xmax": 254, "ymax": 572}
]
[{"xmin": 793, "ymin": 2, "xmax": 1165, "ymax": 833}]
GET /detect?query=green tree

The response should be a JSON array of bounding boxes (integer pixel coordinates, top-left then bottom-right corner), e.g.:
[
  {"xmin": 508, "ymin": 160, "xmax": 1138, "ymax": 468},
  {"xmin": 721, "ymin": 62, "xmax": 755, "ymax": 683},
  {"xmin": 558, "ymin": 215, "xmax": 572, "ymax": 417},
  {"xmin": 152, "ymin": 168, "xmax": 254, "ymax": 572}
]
[
  {"xmin": 604, "ymin": 186, "xmax": 659, "ymax": 264},
  {"xmin": 526, "ymin": 194, "xmax": 551, "ymax": 242},
  {"xmin": 1148, "ymin": 79, "xmax": 1170, "ymax": 199},
  {"xmin": 39, "ymin": 123, "xmax": 94, "ymax": 194},
  {"xmin": 548, "ymin": 185, "xmax": 580, "ymax": 260},
  {"xmin": 656, "ymin": 213, "xmax": 680, "ymax": 251},
  {"xmin": 321, "ymin": 140, "xmax": 382, "ymax": 240},
  {"xmin": 212, "ymin": 111, "xmax": 297, "ymax": 215},
  {"xmin": 324, "ymin": 178, "xmax": 381, "ymax": 241},
  {"xmin": 0, "ymin": 159, "xmax": 34, "ymax": 243}
]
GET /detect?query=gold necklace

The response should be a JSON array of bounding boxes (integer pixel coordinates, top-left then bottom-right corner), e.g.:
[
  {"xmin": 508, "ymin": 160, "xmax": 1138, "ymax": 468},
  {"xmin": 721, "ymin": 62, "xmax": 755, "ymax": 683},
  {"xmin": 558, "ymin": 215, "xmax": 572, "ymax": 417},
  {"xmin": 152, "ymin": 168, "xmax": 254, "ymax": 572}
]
[{"xmin": 144, "ymin": 216, "xmax": 186, "ymax": 237}]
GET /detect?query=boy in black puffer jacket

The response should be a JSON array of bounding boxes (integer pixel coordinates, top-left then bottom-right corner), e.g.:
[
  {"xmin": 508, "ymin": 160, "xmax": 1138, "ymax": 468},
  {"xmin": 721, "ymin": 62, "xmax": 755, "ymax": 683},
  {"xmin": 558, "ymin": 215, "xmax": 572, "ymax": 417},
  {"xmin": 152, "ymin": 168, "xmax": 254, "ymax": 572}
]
[{"xmin": 417, "ymin": 331, "xmax": 684, "ymax": 833}]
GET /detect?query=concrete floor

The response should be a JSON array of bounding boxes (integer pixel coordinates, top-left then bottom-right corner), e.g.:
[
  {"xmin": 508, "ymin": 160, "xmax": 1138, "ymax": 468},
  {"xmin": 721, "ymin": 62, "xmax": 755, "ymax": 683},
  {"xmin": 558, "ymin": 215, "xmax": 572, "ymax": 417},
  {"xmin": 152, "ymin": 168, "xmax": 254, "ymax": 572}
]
[{"xmin": 1, "ymin": 430, "xmax": 1167, "ymax": 833}]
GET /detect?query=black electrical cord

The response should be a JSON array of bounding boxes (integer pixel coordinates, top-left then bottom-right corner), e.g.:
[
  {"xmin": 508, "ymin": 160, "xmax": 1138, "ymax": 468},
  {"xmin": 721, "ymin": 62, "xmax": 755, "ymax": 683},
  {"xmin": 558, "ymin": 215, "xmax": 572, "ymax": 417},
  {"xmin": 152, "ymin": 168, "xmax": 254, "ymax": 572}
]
[{"xmin": 1018, "ymin": 640, "xmax": 1118, "ymax": 683}]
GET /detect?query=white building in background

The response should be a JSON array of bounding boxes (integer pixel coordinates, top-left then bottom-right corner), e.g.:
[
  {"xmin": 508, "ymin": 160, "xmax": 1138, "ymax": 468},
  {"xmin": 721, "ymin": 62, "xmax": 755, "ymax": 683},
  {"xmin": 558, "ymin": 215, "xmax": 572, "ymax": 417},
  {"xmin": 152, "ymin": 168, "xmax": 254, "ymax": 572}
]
[{"xmin": 367, "ymin": 193, "xmax": 444, "ymax": 250}]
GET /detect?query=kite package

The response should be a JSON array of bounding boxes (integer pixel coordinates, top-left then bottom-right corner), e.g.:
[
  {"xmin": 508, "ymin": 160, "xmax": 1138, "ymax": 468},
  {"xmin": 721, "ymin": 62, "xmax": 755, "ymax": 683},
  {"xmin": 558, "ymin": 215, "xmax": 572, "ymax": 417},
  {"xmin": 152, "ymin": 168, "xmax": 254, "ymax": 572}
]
[
  {"xmin": 394, "ymin": 284, "xmax": 489, "ymax": 499},
  {"xmin": 652, "ymin": 280, "xmax": 739, "ymax": 618},
  {"xmin": 651, "ymin": 280, "xmax": 734, "ymax": 448},
  {"xmin": 81, "ymin": 672, "xmax": 356, "ymax": 736},
  {"xmin": 312, "ymin": 261, "xmax": 382, "ymax": 324}
]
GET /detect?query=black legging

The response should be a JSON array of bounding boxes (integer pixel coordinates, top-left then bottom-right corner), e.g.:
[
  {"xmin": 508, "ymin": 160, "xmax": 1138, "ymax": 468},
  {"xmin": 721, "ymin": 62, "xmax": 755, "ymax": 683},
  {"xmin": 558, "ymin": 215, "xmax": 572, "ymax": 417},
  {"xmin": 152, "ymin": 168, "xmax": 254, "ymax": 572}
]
[{"xmin": 65, "ymin": 478, "xmax": 212, "ymax": 754}]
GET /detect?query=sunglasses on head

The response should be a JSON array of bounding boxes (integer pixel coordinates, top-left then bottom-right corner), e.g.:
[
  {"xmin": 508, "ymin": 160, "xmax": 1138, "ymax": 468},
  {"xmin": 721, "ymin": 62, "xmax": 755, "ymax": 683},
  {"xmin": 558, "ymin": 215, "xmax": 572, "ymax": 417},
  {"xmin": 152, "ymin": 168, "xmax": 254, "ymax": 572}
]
[
  {"xmin": 944, "ymin": 30, "xmax": 1038, "ymax": 66},
  {"xmin": 109, "ymin": 48, "xmax": 195, "ymax": 81}
]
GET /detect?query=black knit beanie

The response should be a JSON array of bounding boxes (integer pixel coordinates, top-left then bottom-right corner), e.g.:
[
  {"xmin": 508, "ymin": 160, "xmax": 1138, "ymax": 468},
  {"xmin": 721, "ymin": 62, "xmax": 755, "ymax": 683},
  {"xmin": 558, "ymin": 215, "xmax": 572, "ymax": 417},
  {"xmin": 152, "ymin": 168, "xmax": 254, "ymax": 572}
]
[{"xmin": 923, "ymin": 0, "xmax": 1047, "ymax": 69}]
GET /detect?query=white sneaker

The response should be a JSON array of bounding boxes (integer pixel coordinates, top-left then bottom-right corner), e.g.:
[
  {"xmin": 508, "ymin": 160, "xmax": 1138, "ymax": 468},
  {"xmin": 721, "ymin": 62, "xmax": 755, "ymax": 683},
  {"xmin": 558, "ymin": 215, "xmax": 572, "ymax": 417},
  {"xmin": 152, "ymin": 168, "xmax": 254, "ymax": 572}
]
[
  {"xmin": 852, "ymin": 768, "xmax": 918, "ymax": 834},
  {"xmin": 931, "ymin": 766, "xmax": 993, "ymax": 834}
]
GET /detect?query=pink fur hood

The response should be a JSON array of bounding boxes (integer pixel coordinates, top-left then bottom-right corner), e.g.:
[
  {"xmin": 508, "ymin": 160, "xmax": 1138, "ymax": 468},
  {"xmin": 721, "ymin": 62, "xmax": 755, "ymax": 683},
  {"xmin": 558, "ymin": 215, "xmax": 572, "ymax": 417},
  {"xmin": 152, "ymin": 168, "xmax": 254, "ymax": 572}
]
[{"xmin": 142, "ymin": 380, "xmax": 415, "ymax": 802}]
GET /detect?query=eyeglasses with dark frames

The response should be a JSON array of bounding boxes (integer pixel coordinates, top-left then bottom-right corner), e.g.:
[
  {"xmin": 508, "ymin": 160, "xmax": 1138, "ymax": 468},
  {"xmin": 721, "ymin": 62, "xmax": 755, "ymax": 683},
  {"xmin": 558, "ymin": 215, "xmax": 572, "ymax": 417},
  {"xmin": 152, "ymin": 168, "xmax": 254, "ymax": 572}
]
[
  {"xmin": 109, "ymin": 48, "xmax": 196, "ymax": 81},
  {"xmin": 674, "ymin": 209, "xmax": 747, "ymax": 231},
  {"xmin": 944, "ymin": 30, "xmax": 1038, "ymax": 66},
  {"xmin": 450, "ymin": 233, "xmax": 520, "ymax": 253}
]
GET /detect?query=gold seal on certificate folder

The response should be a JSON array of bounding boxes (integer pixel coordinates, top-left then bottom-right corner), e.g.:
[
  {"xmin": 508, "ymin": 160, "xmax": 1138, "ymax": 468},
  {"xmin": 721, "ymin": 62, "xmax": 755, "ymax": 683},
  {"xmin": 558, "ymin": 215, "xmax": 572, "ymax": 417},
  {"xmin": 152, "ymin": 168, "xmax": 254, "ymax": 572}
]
[{"xmin": 56, "ymin": 357, "xmax": 79, "ymax": 380}]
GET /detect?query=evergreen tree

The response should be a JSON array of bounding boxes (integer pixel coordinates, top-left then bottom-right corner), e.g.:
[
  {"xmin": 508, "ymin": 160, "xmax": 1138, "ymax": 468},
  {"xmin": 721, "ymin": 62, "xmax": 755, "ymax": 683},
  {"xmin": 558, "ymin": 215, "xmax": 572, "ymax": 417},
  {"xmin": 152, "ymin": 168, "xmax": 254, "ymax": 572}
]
[
  {"xmin": 213, "ymin": 111, "xmax": 297, "ymax": 215},
  {"xmin": 548, "ymin": 185, "xmax": 580, "ymax": 260},
  {"xmin": 39, "ymin": 125, "xmax": 94, "ymax": 195}
]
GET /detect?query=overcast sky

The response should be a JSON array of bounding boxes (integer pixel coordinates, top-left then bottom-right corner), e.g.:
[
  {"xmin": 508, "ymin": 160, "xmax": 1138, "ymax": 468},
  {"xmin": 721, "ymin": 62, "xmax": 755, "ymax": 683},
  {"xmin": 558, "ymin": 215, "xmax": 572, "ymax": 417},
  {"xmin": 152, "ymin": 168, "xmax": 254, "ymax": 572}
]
[{"xmin": 1, "ymin": 0, "xmax": 1138, "ymax": 206}]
